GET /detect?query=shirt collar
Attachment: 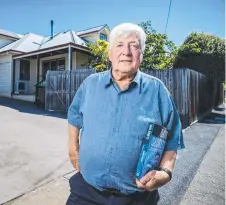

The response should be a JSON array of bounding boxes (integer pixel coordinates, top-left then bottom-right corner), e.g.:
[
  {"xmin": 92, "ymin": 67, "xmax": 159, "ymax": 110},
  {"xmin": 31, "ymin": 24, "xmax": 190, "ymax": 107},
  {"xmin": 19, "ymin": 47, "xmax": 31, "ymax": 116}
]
[{"xmin": 104, "ymin": 68, "xmax": 143, "ymax": 93}]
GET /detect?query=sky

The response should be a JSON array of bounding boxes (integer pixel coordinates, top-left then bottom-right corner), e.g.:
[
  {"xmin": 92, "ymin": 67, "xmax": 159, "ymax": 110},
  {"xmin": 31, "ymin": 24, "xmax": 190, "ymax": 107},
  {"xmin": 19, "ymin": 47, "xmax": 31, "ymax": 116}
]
[{"xmin": 0, "ymin": 0, "xmax": 225, "ymax": 46}]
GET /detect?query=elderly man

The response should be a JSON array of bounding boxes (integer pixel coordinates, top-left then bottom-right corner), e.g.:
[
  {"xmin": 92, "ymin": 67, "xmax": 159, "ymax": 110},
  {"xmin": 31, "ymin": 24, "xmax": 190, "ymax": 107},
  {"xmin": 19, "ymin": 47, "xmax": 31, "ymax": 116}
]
[{"xmin": 67, "ymin": 23, "xmax": 185, "ymax": 205}]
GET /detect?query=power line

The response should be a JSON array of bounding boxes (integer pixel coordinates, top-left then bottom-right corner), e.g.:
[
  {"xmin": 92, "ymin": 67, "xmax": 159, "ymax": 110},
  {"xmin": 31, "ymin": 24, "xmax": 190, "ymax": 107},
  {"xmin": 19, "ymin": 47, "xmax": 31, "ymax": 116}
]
[{"xmin": 165, "ymin": 0, "xmax": 172, "ymax": 34}]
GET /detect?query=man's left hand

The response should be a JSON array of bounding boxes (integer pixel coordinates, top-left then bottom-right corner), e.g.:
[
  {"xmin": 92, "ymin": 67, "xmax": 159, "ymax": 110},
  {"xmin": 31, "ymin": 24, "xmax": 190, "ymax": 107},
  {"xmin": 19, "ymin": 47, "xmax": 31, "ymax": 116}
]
[{"xmin": 136, "ymin": 170, "xmax": 171, "ymax": 192}]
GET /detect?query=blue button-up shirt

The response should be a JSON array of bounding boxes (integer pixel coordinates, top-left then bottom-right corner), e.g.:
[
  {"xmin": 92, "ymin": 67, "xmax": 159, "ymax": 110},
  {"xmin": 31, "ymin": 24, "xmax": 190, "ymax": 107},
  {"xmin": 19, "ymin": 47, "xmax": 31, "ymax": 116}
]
[{"xmin": 68, "ymin": 69, "xmax": 185, "ymax": 195}]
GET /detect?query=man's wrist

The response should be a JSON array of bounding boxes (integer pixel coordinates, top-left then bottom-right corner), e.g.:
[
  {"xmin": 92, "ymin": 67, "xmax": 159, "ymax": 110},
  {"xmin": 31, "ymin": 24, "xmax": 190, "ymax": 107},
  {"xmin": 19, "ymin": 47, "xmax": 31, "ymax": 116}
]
[{"xmin": 158, "ymin": 167, "xmax": 172, "ymax": 181}]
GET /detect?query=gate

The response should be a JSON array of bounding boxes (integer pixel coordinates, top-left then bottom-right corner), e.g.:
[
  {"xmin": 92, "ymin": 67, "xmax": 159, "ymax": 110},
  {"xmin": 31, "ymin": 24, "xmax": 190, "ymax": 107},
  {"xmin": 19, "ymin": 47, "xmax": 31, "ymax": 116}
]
[{"xmin": 45, "ymin": 69, "xmax": 95, "ymax": 112}]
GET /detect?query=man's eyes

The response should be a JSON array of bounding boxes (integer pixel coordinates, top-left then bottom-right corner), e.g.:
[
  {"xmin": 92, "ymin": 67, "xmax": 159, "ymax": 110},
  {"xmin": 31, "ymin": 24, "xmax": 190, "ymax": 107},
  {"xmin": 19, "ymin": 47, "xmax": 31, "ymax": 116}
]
[{"xmin": 116, "ymin": 44, "xmax": 139, "ymax": 49}]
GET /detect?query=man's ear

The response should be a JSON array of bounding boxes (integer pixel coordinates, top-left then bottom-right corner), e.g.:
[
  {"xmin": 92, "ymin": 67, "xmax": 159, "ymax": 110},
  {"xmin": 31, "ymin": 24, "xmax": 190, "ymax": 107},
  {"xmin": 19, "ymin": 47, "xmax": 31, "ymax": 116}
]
[{"xmin": 140, "ymin": 53, "xmax": 143, "ymax": 63}]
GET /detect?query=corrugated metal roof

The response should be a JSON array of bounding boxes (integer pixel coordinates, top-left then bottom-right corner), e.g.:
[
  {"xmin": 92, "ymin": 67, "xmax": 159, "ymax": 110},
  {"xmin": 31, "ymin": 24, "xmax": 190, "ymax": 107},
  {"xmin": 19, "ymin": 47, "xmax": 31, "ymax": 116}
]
[
  {"xmin": 0, "ymin": 30, "xmax": 87, "ymax": 54},
  {"xmin": 76, "ymin": 25, "xmax": 106, "ymax": 36},
  {"xmin": 16, "ymin": 33, "xmax": 44, "ymax": 52},
  {"xmin": 40, "ymin": 30, "xmax": 87, "ymax": 49},
  {"xmin": 0, "ymin": 33, "xmax": 44, "ymax": 53},
  {"xmin": 0, "ymin": 29, "xmax": 22, "ymax": 39}
]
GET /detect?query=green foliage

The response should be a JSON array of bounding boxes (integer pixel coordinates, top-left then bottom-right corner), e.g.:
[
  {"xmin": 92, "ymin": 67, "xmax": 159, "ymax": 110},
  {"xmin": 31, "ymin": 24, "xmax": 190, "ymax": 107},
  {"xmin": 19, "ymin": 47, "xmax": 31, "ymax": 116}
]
[
  {"xmin": 84, "ymin": 39, "xmax": 109, "ymax": 71},
  {"xmin": 177, "ymin": 32, "xmax": 225, "ymax": 57},
  {"xmin": 138, "ymin": 21, "xmax": 178, "ymax": 70},
  {"xmin": 174, "ymin": 32, "xmax": 225, "ymax": 81}
]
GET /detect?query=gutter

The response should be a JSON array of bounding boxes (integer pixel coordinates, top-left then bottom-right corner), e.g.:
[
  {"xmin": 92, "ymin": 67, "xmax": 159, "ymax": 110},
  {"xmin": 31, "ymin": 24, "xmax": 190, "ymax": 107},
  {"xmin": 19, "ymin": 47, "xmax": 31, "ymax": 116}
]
[
  {"xmin": 12, "ymin": 42, "xmax": 90, "ymax": 59},
  {"xmin": 0, "ymin": 33, "xmax": 20, "ymax": 40},
  {"xmin": 0, "ymin": 50, "xmax": 24, "ymax": 56}
]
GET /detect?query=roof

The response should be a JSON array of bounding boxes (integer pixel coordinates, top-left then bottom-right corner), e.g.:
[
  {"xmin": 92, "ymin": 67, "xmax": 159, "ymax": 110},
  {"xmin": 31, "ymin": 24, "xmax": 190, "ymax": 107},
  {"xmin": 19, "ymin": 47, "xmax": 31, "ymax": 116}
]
[
  {"xmin": 0, "ymin": 30, "xmax": 87, "ymax": 55},
  {"xmin": 76, "ymin": 24, "xmax": 108, "ymax": 36},
  {"xmin": 40, "ymin": 30, "xmax": 86, "ymax": 49},
  {"xmin": 0, "ymin": 28, "xmax": 22, "ymax": 39},
  {"xmin": 0, "ymin": 24, "xmax": 109, "ymax": 56},
  {"xmin": 0, "ymin": 33, "xmax": 44, "ymax": 54}
]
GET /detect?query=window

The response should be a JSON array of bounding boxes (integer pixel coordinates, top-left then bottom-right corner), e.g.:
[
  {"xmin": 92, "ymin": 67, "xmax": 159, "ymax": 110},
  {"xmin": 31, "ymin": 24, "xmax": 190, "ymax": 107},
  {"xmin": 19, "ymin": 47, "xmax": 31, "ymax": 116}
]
[
  {"xmin": 42, "ymin": 58, "xmax": 65, "ymax": 81},
  {"xmin": 100, "ymin": 33, "xmax": 107, "ymax": 41},
  {"xmin": 20, "ymin": 60, "xmax": 30, "ymax": 81}
]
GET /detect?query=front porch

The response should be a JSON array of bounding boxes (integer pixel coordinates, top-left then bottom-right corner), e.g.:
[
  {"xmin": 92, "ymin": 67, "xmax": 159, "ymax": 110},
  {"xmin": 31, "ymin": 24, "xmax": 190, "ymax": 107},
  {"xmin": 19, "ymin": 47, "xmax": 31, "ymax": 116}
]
[
  {"xmin": 12, "ymin": 94, "xmax": 36, "ymax": 102},
  {"xmin": 12, "ymin": 44, "xmax": 90, "ymax": 103}
]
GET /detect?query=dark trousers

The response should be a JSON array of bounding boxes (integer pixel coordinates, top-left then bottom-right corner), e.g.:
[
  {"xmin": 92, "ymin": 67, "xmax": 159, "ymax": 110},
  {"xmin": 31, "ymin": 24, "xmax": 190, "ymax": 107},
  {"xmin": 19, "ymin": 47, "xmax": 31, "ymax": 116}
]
[{"xmin": 66, "ymin": 172, "xmax": 159, "ymax": 205}]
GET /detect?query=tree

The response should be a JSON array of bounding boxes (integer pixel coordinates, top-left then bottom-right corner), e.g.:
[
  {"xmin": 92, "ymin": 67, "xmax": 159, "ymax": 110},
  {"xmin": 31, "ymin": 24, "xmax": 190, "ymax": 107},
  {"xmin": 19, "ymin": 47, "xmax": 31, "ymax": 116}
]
[
  {"xmin": 138, "ymin": 21, "xmax": 178, "ymax": 70},
  {"xmin": 174, "ymin": 32, "xmax": 225, "ymax": 81},
  {"xmin": 84, "ymin": 39, "xmax": 109, "ymax": 72}
]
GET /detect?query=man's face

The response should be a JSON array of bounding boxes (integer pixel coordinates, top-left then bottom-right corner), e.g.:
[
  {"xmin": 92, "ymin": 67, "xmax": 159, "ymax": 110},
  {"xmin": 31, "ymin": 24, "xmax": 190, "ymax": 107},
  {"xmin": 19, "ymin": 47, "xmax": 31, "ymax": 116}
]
[{"xmin": 108, "ymin": 33, "xmax": 142, "ymax": 74}]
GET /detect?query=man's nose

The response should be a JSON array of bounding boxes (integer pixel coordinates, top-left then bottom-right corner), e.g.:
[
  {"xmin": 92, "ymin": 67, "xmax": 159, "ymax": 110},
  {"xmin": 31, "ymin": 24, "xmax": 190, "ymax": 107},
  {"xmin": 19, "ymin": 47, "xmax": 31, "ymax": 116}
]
[{"xmin": 122, "ymin": 45, "xmax": 132, "ymax": 56}]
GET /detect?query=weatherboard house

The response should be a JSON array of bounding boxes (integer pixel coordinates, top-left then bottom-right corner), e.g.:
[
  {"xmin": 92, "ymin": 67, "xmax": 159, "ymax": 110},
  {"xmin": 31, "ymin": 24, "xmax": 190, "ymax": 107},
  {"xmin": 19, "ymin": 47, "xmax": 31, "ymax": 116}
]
[{"xmin": 0, "ymin": 23, "xmax": 110, "ymax": 102}]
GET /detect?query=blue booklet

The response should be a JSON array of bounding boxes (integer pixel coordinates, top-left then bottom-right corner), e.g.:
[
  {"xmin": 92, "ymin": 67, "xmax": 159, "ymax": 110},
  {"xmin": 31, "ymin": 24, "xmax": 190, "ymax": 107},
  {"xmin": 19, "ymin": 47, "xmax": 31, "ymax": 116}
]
[{"xmin": 135, "ymin": 123, "xmax": 168, "ymax": 179}]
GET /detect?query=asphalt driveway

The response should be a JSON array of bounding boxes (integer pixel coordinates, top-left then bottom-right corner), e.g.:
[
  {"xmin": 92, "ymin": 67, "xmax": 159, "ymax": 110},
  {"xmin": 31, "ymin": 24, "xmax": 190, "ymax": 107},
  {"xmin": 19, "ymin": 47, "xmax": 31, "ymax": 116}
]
[{"xmin": 0, "ymin": 97, "xmax": 73, "ymax": 204}]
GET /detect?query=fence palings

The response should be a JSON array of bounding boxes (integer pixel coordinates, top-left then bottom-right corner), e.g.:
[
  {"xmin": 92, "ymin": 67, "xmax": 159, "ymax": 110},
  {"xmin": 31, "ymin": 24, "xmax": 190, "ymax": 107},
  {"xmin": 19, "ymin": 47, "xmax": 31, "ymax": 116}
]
[{"xmin": 45, "ymin": 68, "xmax": 223, "ymax": 128}]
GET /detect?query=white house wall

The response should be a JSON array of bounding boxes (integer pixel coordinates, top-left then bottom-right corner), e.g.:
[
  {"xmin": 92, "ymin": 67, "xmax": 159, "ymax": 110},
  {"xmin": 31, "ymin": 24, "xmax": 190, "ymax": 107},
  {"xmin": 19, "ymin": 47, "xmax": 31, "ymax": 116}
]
[
  {"xmin": 0, "ymin": 54, "xmax": 12, "ymax": 97},
  {"xmin": 76, "ymin": 52, "xmax": 89, "ymax": 69},
  {"xmin": 82, "ymin": 33, "xmax": 99, "ymax": 43},
  {"xmin": 72, "ymin": 52, "xmax": 76, "ymax": 70},
  {"xmin": 100, "ymin": 28, "xmax": 109, "ymax": 37}
]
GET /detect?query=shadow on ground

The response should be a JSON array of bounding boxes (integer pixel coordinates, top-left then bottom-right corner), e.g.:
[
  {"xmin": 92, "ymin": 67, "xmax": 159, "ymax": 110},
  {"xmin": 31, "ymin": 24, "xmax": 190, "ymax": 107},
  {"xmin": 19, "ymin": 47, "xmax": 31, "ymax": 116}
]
[
  {"xmin": 0, "ymin": 97, "xmax": 67, "ymax": 119},
  {"xmin": 198, "ymin": 105, "xmax": 225, "ymax": 124}
]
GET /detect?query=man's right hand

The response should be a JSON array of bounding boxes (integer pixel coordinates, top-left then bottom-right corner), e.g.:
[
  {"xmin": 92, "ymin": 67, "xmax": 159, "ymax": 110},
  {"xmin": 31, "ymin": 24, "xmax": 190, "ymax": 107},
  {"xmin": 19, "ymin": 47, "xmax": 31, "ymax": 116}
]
[
  {"xmin": 69, "ymin": 149, "xmax": 80, "ymax": 172},
  {"xmin": 68, "ymin": 123, "xmax": 80, "ymax": 172}
]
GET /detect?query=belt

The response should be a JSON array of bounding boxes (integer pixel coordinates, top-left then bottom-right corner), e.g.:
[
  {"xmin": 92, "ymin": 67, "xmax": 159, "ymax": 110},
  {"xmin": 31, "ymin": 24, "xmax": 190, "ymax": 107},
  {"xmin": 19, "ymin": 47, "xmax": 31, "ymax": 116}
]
[
  {"xmin": 88, "ymin": 184, "xmax": 125, "ymax": 197},
  {"xmin": 103, "ymin": 188, "xmax": 126, "ymax": 196},
  {"xmin": 88, "ymin": 184, "xmax": 149, "ymax": 199}
]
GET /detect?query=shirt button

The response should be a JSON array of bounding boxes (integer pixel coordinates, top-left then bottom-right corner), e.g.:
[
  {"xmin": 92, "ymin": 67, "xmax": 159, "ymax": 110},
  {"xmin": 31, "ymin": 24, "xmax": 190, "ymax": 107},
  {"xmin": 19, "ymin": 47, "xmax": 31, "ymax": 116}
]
[{"xmin": 113, "ymin": 128, "xmax": 116, "ymax": 132}]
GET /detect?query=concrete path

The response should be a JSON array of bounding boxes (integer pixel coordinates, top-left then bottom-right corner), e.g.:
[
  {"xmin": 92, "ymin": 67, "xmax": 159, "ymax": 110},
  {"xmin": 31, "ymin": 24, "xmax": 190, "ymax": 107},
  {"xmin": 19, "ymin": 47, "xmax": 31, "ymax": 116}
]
[
  {"xmin": 158, "ymin": 104, "xmax": 225, "ymax": 205},
  {"xmin": 0, "ymin": 97, "xmax": 74, "ymax": 204},
  {"xmin": 180, "ymin": 125, "xmax": 225, "ymax": 205}
]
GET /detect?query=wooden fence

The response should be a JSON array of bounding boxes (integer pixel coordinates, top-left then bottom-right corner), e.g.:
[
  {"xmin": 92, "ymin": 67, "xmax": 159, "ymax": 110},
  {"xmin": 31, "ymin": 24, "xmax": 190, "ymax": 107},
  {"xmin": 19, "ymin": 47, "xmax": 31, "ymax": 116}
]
[
  {"xmin": 144, "ymin": 69, "xmax": 223, "ymax": 127},
  {"xmin": 45, "ymin": 68, "xmax": 223, "ymax": 128},
  {"xmin": 45, "ymin": 69, "xmax": 95, "ymax": 111}
]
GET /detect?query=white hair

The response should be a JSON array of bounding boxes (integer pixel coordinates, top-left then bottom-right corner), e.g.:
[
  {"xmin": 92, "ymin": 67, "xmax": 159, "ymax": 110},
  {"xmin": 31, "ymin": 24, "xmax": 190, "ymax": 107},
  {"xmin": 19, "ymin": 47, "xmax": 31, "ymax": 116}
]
[{"xmin": 109, "ymin": 23, "xmax": 147, "ymax": 52}]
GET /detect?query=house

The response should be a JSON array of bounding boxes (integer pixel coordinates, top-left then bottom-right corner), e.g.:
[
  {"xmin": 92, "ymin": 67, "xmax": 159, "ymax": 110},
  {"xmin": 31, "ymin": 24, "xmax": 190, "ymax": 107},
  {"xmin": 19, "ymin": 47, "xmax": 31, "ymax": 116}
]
[{"xmin": 0, "ymin": 23, "xmax": 110, "ymax": 102}]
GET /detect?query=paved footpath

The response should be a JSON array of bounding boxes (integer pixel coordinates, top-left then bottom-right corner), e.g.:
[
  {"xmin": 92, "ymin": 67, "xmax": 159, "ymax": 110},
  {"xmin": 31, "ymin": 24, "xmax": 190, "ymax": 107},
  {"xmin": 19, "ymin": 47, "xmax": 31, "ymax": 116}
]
[{"xmin": 180, "ymin": 124, "xmax": 225, "ymax": 205}]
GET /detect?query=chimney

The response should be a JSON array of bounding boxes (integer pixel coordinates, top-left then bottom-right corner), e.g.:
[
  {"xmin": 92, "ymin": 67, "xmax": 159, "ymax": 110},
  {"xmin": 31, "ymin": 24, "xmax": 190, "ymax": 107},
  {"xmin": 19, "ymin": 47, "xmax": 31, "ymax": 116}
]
[{"xmin": 50, "ymin": 20, "xmax": 54, "ymax": 38}]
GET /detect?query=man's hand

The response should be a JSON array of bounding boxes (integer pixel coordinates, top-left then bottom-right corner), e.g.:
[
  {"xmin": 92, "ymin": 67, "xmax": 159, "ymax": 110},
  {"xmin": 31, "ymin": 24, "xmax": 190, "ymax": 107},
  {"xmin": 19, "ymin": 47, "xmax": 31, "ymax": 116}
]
[
  {"xmin": 136, "ymin": 170, "xmax": 171, "ymax": 192},
  {"xmin": 68, "ymin": 124, "xmax": 80, "ymax": 172},
  {"xmin": 136, "ymin": 150, "xmax": 177, "ymax": 191},
  {"xmin": 69, "ymin": 149, "xmax": 80, "ymax": 172}
]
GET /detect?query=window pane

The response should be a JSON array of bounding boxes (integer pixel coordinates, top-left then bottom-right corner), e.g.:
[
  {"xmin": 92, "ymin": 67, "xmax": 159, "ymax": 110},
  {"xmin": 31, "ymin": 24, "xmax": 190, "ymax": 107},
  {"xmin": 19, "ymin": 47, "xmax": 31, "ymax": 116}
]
[
  {"xmin": 58, "ymin": 59, "xmax": 65, "ymax": 70},
  {"xmin": 20, "ymin": 60, "xmax": 30, "ymax": 81},
  {"xmin": 100, "ymin": 33, "xmax": 107, "ymax": 41},
  {"xmin": 51, "ymin": 60, "xmax": 57, "ymax": 70}
]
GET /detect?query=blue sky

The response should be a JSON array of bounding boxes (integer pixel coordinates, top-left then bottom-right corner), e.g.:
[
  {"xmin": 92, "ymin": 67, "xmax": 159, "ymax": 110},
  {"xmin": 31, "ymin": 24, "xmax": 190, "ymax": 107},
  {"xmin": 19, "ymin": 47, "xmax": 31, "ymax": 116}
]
[{"xmin": 0, "ymin": 0, "xmax": 225, "ymax": 46}]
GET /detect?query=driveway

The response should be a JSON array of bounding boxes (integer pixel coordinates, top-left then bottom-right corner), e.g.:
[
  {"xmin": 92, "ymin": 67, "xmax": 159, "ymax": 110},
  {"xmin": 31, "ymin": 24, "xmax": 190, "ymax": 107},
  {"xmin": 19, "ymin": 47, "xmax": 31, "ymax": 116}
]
[{"xmin": 0, "ymin": 97, "xmax": 73, "ymax": 204}]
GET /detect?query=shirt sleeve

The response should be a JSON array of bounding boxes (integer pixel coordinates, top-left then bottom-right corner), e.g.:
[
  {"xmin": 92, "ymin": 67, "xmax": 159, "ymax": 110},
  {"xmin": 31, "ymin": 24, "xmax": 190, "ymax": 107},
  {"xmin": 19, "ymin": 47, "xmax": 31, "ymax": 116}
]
[
  {"xmin": 164, "ymin": 96, "xmax": 185, "ymax": 151},
  {"xmin": 158, "ymin": 82, "xmax": 185, "ymax": 151},
  {"xmin": 67, "ymin": 82, "xmax": 84, "ymax": 129}
]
